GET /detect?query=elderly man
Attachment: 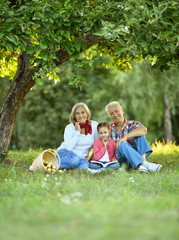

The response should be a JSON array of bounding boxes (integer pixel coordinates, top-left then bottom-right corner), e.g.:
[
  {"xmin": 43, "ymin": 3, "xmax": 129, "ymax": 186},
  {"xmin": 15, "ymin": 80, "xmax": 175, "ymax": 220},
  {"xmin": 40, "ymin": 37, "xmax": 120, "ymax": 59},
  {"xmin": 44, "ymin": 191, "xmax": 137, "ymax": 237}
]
[{"xmin": 105, "ymin": 101, "xmax": 162, "ymax": 173}]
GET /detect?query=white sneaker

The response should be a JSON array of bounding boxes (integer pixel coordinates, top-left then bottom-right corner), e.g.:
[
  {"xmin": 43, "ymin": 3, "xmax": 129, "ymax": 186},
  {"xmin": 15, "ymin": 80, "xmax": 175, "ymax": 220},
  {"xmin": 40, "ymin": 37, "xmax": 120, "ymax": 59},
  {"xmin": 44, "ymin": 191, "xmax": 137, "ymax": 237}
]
[
  {"xmin": 29, "ymin": 165, "xmax": 33, "ymax": 172},
  {"xmin": 86, "ymin": 168, "xmax": 101, "ymax": 174},
  {"xmin": 118, "ymin": 168, "xmax": 123, "ymax": 172},
  {"xmin": 147, "ymin": 163, "xmax": 163, "ymax": 172},
  {"xmin": 138, "ymin": 165, "xmax": 148, "ymax": 173}
]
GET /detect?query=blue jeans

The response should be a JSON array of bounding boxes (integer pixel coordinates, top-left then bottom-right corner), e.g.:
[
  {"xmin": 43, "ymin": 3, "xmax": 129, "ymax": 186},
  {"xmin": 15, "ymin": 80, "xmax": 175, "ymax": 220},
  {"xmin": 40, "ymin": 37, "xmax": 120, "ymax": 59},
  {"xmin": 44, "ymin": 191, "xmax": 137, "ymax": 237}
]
[
  {"xmin": 56, "ymin": 149, "xmax": 89, "ymax": 170},
  {"xmin": 115, "ymin": 136, "xmax": 152, "ymax": 169},
  {"xmin": 89, "ymin": 161, "xmax": 120, "ymax": 170}
]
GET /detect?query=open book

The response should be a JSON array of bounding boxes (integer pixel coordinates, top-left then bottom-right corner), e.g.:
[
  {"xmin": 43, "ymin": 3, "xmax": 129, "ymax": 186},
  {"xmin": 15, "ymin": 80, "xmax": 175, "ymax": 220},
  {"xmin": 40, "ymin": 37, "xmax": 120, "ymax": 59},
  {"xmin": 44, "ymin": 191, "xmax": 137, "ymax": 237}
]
[{"xmin": 90, "ymin": 160, "xmax": 118, "ymax": 168}]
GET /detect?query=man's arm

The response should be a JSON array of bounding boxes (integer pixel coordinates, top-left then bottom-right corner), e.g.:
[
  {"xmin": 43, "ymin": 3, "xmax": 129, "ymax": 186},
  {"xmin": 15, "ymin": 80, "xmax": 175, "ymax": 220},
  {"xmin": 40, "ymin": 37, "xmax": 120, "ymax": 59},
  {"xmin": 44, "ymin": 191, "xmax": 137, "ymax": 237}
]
[{"xmin": 116, "ymin": 126, "xmax": 147, "ymax": 148}]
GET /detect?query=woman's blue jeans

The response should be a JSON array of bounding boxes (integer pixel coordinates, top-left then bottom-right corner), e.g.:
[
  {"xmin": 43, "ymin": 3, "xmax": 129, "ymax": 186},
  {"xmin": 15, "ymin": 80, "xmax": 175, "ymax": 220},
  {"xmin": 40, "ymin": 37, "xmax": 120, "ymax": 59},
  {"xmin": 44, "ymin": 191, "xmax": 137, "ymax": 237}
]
[
  {"xmin": 56, "ymin": 149, "xmax": 89, "ymax": 170},
  {"xmin": 115, "ymin": 136, "xmax": 152, "ymax": 169}
]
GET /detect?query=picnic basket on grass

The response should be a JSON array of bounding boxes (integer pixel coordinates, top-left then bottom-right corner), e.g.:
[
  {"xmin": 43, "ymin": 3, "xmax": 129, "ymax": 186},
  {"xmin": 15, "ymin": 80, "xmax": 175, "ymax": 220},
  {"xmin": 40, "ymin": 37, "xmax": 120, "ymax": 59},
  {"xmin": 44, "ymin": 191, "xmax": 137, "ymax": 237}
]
[{"xmin": 32, "ymin": 149, "xmax": 60, "ymax": 172}]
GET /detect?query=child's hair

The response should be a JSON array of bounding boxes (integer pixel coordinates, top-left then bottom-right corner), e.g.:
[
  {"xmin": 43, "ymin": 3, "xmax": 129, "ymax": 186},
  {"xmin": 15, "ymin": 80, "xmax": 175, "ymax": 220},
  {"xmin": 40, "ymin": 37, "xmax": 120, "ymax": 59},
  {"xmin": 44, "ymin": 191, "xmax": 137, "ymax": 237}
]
[{"xmin": 97, "ymin": 122, "xmax": 110, "ymax": 132}]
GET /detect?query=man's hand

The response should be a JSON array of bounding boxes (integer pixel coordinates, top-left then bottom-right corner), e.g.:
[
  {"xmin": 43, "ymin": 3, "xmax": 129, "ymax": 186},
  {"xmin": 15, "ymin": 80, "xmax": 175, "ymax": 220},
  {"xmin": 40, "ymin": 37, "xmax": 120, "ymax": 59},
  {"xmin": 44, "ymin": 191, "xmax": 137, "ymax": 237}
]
[
  {"xmin": 116, "ymin": 136, "xmax": 128, "ymax": 148},
  {"xmin": 116, "ymin": 126, "xmax": 147, "ymax": 149}
]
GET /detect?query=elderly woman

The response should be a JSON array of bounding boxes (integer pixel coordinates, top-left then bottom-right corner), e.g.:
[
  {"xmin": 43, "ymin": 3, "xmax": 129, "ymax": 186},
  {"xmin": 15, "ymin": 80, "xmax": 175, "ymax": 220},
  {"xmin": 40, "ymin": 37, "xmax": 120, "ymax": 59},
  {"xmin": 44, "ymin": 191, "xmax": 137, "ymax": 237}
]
[{"xmin": 57, "ymin": 102, "xmax": 99, "ymax": 170}]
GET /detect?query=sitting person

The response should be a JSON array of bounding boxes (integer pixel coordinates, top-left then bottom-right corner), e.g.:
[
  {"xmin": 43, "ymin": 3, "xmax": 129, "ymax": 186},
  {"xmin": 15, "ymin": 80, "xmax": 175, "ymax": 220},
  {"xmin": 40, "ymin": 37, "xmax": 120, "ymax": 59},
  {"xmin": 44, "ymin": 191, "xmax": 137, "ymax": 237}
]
[
  {"xmin": 105, "ymin": 101, "xmax": 163, "ymax": 173},
  {"xmin": 56, "ymin": 102, "xmax": 99, "ymax": 171},
  {"xmin": 89, "ymin": 122, "xmax": 120, "ymax": 170}
]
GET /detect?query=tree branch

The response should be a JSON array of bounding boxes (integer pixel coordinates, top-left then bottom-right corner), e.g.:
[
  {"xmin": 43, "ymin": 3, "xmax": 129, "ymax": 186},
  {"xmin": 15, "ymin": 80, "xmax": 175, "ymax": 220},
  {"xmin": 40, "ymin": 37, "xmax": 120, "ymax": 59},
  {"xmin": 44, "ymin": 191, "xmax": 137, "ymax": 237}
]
[{"xmin": 53, "ymin": 34, "xmax": 103, "ymax": 66}]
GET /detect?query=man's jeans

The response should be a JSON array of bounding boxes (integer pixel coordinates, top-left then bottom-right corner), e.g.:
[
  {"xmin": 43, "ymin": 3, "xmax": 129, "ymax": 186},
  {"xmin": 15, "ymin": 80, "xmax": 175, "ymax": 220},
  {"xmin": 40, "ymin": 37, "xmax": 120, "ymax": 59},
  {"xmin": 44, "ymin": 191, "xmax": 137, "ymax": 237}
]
[
  {"xmin": 56, "ymin": 149, "xmax": 89, "ymax": 170},
  {"xmin": 115, "ymin": 136, "xmax": 152, "ymax": 169}
]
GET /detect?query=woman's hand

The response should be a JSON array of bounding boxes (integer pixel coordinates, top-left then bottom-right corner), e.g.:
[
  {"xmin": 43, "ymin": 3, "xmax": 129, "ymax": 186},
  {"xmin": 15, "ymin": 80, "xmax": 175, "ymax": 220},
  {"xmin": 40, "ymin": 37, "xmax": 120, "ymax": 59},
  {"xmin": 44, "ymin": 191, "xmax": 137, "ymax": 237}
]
[{"xmin": 74, "ymin": 122, "xmax": 81, "ymax": 132}]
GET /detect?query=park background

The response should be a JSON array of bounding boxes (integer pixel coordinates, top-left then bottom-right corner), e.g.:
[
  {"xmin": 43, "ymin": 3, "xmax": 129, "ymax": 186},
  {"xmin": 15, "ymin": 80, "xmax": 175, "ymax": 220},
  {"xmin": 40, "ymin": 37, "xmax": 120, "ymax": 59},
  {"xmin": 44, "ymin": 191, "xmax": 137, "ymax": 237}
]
[
  {"xmin": 1, "ymin": 59, "xmax": 179, "ymax": 150},
  {"xmin": 1, "ymin": 57, "xmax": 178, "ymax": 240},
  {"xmin": 0, "ymin": 1, "xmax": 179, "ymax": 240}
]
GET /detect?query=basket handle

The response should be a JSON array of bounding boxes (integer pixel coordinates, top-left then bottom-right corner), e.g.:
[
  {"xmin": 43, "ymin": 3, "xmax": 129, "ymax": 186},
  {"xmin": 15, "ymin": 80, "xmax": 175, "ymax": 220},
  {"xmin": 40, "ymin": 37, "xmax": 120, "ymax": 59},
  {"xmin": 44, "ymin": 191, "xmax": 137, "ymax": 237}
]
[{"xmin": 47, "ymin": 149, "xmax": 61, "ymax": 168}]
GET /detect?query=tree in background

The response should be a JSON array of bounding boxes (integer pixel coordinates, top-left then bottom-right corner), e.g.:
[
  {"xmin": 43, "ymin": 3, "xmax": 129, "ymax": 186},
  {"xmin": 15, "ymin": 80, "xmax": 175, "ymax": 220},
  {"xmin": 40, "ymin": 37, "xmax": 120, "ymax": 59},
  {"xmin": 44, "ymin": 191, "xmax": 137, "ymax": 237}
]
[
  {"xmin": 9, "ymin": 60, "xmax": 179, "ymax": 150},
  {"xmin": 0, "ymin": 0, "xmax": 178, "ymax": 159},
  {"xmin": 154, "ymin": 70, "xmax": 179, "ymax": 143},
  {"xmin": 12, "ymin": 63, "xmax": 87, "ymax": 149}
]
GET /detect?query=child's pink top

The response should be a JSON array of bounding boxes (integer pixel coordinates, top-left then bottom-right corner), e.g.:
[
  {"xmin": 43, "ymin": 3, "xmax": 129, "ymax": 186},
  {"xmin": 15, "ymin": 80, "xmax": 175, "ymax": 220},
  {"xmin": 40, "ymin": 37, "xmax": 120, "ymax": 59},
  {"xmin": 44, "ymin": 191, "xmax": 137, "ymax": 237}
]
[{"xmin": 92, "ymin": 138, "xmax": 117, "ymax": 162}]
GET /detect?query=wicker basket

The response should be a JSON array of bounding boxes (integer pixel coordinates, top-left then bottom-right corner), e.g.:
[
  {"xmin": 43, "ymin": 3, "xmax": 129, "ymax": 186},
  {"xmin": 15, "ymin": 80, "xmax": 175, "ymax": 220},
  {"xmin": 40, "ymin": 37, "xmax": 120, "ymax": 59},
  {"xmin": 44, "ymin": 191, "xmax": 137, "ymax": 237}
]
[{"xmin": 32, "ymin": 149, "xmax": 60, "ymax": 172}]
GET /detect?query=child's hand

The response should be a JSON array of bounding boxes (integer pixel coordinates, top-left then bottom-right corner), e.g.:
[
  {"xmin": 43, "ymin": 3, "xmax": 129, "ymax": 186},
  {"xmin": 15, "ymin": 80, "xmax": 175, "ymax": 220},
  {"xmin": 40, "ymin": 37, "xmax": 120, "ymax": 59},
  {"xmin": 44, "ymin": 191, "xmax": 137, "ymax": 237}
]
[{"xmin": 103, "ymin": 140, "xmax": 108, "ymax": 148}]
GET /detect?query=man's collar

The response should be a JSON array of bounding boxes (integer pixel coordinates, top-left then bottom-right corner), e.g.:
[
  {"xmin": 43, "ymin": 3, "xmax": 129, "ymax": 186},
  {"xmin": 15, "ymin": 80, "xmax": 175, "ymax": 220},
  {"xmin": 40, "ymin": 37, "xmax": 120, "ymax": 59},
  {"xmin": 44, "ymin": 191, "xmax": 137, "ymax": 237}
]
[
  {"xmin": 123, "ymin": 119, "xmax": 129, "ymax": 130},
  {"xmin": 112, "ymin": 119, "xmax": 128, "ymax": 130}
]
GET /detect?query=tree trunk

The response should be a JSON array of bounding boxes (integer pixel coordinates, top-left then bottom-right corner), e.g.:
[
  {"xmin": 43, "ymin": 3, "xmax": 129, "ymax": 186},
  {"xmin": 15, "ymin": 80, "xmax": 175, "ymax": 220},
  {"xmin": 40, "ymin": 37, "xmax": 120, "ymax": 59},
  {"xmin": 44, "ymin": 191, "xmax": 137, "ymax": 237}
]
[
  {"xmin": 0, "ymin": 51, "xmax": 36, "ymax": 161},
  {"xmin": 0, "ymin": 35, "xmax": 102, "ymax": 161},
  {"xmin": 163, "ymin": 95, "xmax": 172, "ymax": 143}
]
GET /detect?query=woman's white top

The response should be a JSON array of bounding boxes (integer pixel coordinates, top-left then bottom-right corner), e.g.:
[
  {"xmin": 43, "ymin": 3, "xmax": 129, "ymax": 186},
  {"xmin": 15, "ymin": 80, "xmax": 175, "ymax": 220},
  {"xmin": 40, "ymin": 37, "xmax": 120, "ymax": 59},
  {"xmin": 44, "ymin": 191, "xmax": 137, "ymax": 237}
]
[{"xmin": 57, "ymin": 120, "xmax": 99, "ymax": 159}]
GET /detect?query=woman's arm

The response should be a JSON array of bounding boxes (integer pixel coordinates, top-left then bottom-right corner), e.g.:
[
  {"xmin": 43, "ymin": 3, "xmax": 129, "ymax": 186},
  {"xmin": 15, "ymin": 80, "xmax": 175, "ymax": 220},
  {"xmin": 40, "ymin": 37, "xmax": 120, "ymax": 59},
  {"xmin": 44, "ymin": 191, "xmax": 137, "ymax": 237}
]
[
  {"xmin": 63, "ymin": 124, "xmax": 81, "ymax": 151},
  {"xmin": 92, "ymin": 121, "xmax": 99, "ymax": 141}
]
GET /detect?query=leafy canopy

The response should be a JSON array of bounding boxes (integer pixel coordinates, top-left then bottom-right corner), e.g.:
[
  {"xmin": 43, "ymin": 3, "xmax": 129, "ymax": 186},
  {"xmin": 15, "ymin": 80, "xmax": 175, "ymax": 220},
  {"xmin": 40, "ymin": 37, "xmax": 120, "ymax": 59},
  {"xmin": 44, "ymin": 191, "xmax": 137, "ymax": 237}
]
[{"xmin": 0, "ymin": 0, "xmax": 178, "ymax": 82}]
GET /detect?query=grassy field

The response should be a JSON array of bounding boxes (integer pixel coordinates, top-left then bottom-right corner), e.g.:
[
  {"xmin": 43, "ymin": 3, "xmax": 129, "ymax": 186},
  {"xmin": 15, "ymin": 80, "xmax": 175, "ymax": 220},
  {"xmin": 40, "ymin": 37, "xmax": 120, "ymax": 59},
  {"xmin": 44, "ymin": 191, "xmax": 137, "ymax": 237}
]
[{"xmin": 0, "ymin": 141, "xmax": 179, "ymax": 240}]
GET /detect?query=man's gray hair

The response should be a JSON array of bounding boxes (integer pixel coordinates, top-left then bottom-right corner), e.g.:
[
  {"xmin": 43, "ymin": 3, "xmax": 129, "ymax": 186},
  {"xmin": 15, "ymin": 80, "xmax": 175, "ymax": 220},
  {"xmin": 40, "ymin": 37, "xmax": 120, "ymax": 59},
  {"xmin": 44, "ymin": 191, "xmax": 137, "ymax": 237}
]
[{"xmin": 105, "ymin": 101, "xmax": 122, "ymax": 113}]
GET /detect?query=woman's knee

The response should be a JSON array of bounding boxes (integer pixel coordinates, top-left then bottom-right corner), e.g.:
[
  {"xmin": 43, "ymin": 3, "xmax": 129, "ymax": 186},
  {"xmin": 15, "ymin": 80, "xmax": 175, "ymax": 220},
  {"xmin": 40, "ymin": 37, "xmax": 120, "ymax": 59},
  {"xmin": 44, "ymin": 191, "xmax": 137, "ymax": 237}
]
[
  {"xmin": 58, "ymin": 150, "xmax": 81, "ymax": 168},
  {"xmin": 77, "ymin": 158, "xmax": 89, "ymax": 169},
  {"xmin": 71, "ymin": 155, "xmax": 81, "ymax": 167}
]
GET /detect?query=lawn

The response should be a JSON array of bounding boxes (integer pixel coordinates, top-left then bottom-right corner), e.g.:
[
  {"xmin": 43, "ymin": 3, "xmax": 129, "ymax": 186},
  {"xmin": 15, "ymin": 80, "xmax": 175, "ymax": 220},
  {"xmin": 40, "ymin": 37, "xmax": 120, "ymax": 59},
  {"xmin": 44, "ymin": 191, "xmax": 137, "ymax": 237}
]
[{"xmin": 0, "ymin": 141, "xmax": 178, "ymax": 240}]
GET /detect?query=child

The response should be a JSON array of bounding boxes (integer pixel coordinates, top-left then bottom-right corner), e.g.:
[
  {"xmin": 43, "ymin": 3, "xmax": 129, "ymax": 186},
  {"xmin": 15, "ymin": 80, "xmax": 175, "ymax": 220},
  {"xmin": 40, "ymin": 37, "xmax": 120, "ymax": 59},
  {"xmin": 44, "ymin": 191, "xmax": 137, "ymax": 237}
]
[{"xmin": 89, "ymin": 122, "xmax": 120, "ymax": 170}]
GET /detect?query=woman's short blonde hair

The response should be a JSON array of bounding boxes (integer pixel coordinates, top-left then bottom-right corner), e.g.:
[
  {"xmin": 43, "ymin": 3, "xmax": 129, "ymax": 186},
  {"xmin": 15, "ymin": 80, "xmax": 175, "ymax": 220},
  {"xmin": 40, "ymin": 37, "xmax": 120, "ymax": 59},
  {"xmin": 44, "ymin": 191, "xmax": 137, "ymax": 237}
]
[{"xmin": 69, "ymin": 102, "xmax": 91, "ymax": 123}]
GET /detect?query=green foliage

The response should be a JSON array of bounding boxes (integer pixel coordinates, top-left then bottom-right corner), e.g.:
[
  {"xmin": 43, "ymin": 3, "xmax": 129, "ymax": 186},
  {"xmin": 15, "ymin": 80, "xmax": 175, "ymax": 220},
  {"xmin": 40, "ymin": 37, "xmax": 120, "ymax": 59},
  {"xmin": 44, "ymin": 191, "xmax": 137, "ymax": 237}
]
[
  {"xmin": 0, "ymin": 0, "xmax": 178, "ymax": 84},
  {"xmin": 95, "ymin": 0, "xmax": 179, "ymax": 71},
  {"xmin": 0, "ymin": 142, "xmax": 179, "ymax": 240}
]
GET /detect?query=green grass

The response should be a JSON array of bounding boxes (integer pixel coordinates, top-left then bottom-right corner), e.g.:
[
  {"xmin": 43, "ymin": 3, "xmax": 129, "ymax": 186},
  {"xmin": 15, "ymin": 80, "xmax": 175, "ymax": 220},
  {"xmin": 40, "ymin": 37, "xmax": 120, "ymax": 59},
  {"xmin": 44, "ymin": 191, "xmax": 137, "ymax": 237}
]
[{"xmin": 0, "ymin": 142, "xmax": 179, "ymax": 240}]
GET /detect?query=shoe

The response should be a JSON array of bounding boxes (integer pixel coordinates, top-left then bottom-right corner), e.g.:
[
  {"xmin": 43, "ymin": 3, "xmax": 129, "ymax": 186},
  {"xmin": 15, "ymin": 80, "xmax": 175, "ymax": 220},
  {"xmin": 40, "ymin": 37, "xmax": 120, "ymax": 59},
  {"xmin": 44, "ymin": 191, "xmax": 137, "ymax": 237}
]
[
  {"xmin": 117, "ymin": 168, "xmax": 123, "ymax": 171},
  {"xmin": 29, "ymin": 165, "xmax": 33, "ymax": 172},
  {"xmin": 86, "ymin": 168, "xmax": 101, "ymax": 174},
  {"xmin": 147, "ymin": 163, "xmax": 163, "ymax": 172},
  {"xmin": 138, "ymin": 165, "xmax": 148, "ymax": 173}
]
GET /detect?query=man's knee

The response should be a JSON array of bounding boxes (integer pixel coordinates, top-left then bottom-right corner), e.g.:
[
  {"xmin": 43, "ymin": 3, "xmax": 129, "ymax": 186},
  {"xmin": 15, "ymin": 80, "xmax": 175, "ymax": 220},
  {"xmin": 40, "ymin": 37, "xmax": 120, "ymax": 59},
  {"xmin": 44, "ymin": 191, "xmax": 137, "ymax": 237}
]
[
  {"xmin": 116, "ymin": 141, "xmax": 130, "ymax": 158},
  {"xmin": 133, "ymin": 135, "xmax": 147, "ymax": 144},
  {"xmin": 133, "ymin": 135, "xmax": 152, "ymax": 157},
  {"xmin": 118, "ymin": 141, "xmax": 129, "ymax": 151}
]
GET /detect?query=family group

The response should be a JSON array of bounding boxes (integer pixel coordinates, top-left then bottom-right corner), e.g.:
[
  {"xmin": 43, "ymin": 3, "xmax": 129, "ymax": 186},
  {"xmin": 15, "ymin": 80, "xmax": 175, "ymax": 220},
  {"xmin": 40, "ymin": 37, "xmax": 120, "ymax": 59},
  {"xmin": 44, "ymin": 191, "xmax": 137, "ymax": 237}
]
[{"xmin": 56, "ymin": 101, "xmax": 162, "ymax": 174}]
